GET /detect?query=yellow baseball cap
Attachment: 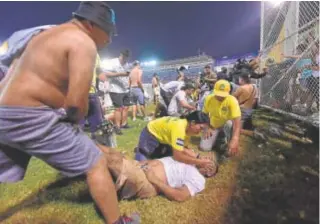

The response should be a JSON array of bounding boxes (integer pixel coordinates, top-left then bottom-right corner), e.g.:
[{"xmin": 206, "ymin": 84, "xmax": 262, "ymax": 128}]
[{"xmin": 213, "ymin": 80, "xmax": 231, "ymax": 97}]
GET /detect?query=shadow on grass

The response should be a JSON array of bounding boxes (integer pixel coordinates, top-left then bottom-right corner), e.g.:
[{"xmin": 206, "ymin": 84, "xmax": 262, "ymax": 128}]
[
  {"xmin": 222, "ymin": 110, "xmax": 319, "ymax": 224},
  {"xmin": 0, "ymin": 175, "xmax": 93, "ymax": 222}
]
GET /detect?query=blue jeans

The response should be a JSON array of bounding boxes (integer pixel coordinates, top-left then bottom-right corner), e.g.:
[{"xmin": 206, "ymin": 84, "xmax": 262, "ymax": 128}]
[{"xmin": 135, "ymin": 127, "xmax": 172, "ymax": 161}]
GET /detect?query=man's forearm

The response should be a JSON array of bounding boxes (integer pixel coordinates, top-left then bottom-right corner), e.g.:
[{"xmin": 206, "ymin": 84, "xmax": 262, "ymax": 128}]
[
  {"xmin": 231, "ymin": 117, "xmax": 241, "ymax": 142},
  {"xmin": 104, "ymin": 71, "xmax": 128, "ymax": 77},
  {"xmin": 183, "ymin": 148, "xmax": 198, "ymax": 158},
  {"xmin": 204, "ymin": 78, "xmax": 217, "ymax": 83},
  {"xmin": 251, "ymin": 72, "xmax": 267, "ymax": 79},
  {"xmin": 173, "ymin": 150, "xmax": 203, "ymax": 166},
  {"xmin": 180, "ymin": 101, "xmax": 195, "ymax": 110},
  {"xmin": 150, "ymin": 178, "xmax": 187, "ymax": 202}
]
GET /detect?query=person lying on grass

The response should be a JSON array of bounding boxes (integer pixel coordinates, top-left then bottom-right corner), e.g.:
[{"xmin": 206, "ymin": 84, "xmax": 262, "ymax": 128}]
[
  {"xmin": 100, "ymin": 145, "xmax": 218, "ymax": 202},
  {"xmin": 134, "ymin": 111, "xmax": 213, "ymax": 168}
]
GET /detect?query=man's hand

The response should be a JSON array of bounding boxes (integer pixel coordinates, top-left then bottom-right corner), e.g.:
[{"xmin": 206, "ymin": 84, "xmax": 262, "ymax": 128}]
[
  {"xmin": 142, "ymin": 165, "xmax": 159, "ymax": 184},
  {"xmin": 228, "ymin": 138, "xmax": 239, "ymax": 156},
  {"xmin": 204, "ymin": 128, "xmax": 214, "ymax": 140},
  {"xmin": 198, "ymin": 158, "xmax": 213, "ymax": 167}
]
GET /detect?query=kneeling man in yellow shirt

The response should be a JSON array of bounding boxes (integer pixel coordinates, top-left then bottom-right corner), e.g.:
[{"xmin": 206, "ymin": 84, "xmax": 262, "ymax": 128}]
[{"xmin": 201, "ymin": 80, "xmax": 241, "ymax": 156}]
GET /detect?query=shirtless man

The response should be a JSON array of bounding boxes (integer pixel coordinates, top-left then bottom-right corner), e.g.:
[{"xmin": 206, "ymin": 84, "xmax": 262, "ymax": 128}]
[
  {"xmin": 129, "ymin": 61, "xmax": 146, "ymax": 121},
  {"xmin": 0, "ymin": 2, "xmax": 138, "ymax": 224},
  {"xmin": 151, "ymin": 73, "xmax": 160, "ymax": 105}
]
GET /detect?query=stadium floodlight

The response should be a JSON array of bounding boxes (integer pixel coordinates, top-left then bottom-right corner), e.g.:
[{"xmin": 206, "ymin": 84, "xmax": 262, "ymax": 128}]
[
  {"xmin": 149, "ymin": 60, "xmax": 157, "ymax": 66},
  {"xmin": 0, "ymin": 41, "xmax": 8, "ymax": 56},
  {"xmin": 142, "ymin": 60, "xmax": 157, "ymax": 67},
  {"xmin": 268, "ymin": 0, "xmax": 283, "ymax": 7}
]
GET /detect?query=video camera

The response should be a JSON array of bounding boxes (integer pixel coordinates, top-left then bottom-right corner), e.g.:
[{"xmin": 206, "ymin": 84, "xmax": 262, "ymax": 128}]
[{"xmin": 229, "ymin": 58, "xmax": 256, "ymax": 84}]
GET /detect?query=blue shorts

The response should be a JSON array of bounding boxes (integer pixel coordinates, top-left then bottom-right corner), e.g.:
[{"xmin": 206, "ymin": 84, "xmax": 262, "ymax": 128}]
[
  {"xmin": 131, "ymin": 87, "xmax": 145, "ymax": 105},
  {"xmin": 134, "ymin": 127, "xmax": 172, "ymax": 161},
  {"xmin": 0, "ymin": 106, "xmax": 102, "ymax": 182}
]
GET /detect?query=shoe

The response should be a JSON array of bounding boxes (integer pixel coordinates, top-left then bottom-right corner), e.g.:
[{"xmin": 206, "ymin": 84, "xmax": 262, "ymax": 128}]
[
  {"xmin": 132, "ymin": 117, "xmax": 136, "ymax": 121},
  {"xmin": 114, "ymin": 126, "xmax": 123, "ymax": 135},
  {"xmin": 116, "ymin": 213, "xmax": 140, "ymax": 224},
  {"xmin": 121, "ymin": 123, "xmax": 130, "ymax": 129}
]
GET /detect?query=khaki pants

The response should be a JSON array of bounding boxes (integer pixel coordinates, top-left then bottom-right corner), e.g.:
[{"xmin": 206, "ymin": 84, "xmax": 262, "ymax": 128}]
[{"xmin": 105, "ymin": 149, "xmax": 158, "ymax": 200}]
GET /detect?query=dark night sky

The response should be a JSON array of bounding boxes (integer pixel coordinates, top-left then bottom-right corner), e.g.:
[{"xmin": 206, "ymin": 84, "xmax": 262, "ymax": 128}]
[{"xmin": 0, "ymin": 1, "xmax": 261, "ymax": 61}]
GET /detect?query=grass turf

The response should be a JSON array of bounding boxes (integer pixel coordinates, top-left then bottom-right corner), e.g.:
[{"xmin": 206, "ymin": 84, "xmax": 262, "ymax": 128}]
[{"xmin": 0, "ymin": 107, "xmax": 318, "ymax": 224}]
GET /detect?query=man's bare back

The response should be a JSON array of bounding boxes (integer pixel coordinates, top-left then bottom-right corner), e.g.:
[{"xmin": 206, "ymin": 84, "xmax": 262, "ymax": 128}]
[
  {"xmin": 0, "ymin": 22, "xmax": 97, "ymax": 112},
  {"xmin": 129, "ymin": 66, "xmax": 142, "ymax": 88}
]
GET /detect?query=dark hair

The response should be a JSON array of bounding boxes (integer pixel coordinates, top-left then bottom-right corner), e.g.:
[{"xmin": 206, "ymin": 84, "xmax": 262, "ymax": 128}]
[
  {"xmin": 120, "ymin": 49, "xmax": 130, "ymax": 58},
  {"xmin": 153, "ymin": 73, "xmax": 158, "ymax": 77},
  {"xmin": 204, "ymin": 65, "xmax": 211, "ymax": 69},
  {"xmin": 133, "ymin": 60, "xmax": 140, "ymax": 66},
  {"xmin": 239, "ymin": 74, "xmax": 251, "ymax": 84},
  {"xmin": 221, "ymin": 67, "xmax": 227, "ymax": 73},
  {"xmin": 180, "ymin": 111, "xmax": 210, "ymax": 124},
  {"xmin": 181, "ymin": 82, "xmax": 195, "ymax": 90}
]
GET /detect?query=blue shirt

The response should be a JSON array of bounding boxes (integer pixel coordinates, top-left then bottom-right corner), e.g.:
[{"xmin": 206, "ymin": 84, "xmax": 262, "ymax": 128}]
[{"xmin": 297, "ymin": 58, "xmax": 312, "ymax": 79}]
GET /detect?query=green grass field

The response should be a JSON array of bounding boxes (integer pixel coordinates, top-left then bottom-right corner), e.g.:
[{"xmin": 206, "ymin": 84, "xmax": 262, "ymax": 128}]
[{"xmin": 0, "ymin": 108, "xmax": 318, "ymax": 224}]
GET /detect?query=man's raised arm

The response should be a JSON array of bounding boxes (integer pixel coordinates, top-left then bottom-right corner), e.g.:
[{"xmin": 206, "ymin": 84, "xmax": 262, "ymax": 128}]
[{"xmin": 65, "ymin": 36, "xmax": 97, "ymax": 123}]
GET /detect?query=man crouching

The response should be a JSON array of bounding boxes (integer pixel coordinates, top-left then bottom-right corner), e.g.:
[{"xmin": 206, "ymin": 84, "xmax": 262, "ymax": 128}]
[{"xmin": 100, "ymin": 146, "xmax": 218, "ymax": 202}]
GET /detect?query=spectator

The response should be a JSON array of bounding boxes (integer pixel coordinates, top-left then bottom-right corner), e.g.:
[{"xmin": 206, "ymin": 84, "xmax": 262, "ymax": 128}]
[
  {"xmin": 154, "ymin": 80, "xmax": 185, "ymax": 117},
  {"xmin": 168, "ymin": 83, "xmax": 196, "ymax": 117},
  {"xmin": 129, "ymin": 61, "xmax": 147, "ymax": 121},
  {"xmin": 152, "ymin": 73, "xmax": 160, "ymax": 105},
  {"xmin": 232, "ymin": 74, "xmax": 258, "ymax": 129},
  {"xmin": 104, "ymin": 50, "xmax": 131, "ymax": 135},
  {"xmin": 217, "ymin": 67, "xmax": 230, "ymax": 81},
  {"xmin": 200, "ymin": 80, "xmax": 241, "ymax": 157}
]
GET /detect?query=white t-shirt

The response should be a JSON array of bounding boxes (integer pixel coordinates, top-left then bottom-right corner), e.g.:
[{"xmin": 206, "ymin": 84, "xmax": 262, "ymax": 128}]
[
  {"xmin": 157, "ymin": 157, "xmax": 205, "ymax": 197},
  {"xmin": 168, "ymin": 90, "xmax": 186, "ymax": 116},
  {"xmin": 105, "ymin": 58, "xmax": 129, "ymax": 93},
  {"xmin": 162, "ymin": 81, "xmax": 185, "ymax": 94}
]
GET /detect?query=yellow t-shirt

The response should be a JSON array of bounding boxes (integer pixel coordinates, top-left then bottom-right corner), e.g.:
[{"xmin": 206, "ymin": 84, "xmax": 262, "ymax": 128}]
[
  {"xmin": 89, "ymin": 54, "xmax": 101, "ymax": 94},
  {"xmin": 203, "ymin": 94, "xmax": 241, "ymax": 128},
  {"xmin": 147, "ymin": 117, "xmax": 189, "ymax": 151}
]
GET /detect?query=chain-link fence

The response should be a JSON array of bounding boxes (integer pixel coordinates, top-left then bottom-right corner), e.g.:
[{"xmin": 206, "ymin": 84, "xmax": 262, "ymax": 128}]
[{"xmin": 259, "ymin": 1, "xmax": 319, "ymax": 127}]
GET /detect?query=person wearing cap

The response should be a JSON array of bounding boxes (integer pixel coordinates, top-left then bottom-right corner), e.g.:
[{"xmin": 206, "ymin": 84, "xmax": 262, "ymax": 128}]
[
  {"xmin": 198, "ymin": 65, "xmax": 217, "ymax": 110},
  {"xmin": 0, "ymin": 2, "xmax": 140, "ymax": 224},
  {"xmin": 167, "ymin": 82, "xmax": 196, "ymax": 117},
  {"xmin": 134, "ymin": 111, "xmax": 213, "ymax": 167},
  {"xmin": 129, "ymin": 60, "xmax": 147, "ymax": 121},
  {"xmin": 102, "ymin": 50, "xmax": 132, "ymax": 135},
  {"xmin": 200, "ymin": 80, "xmax": 241, "ymax": 157}
]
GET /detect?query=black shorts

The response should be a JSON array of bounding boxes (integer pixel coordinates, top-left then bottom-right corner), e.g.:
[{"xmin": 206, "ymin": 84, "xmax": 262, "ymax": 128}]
[{"xmin": 109, "ymin": 92, "xmax": 132, "ymax": 108}]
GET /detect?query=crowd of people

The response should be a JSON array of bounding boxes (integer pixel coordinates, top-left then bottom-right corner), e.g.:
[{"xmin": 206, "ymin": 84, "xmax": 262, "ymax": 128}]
[{"xmin": 0, "ymin": 1, "xmax": 315, "ymax": 224}]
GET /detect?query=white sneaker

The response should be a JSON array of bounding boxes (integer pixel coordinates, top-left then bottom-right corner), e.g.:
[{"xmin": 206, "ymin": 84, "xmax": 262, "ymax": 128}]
[{"xmin": 133, "ymin": 117, "xmax": 136, "ymax": 121}]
